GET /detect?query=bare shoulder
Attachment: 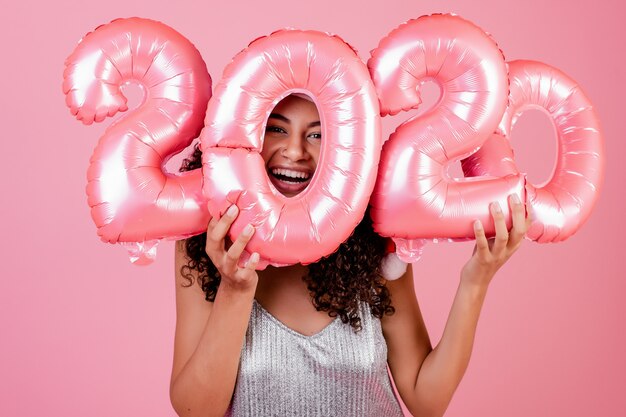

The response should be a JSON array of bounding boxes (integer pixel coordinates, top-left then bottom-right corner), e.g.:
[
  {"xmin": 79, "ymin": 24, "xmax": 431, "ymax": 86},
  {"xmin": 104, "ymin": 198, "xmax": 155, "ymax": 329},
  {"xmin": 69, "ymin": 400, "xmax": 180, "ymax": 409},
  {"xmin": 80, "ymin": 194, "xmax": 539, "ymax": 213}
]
[
  {"xmin": 174, "ymin": 240, "xmax": 212, "ymax": 313},
  {"xmin": 381, "ymin": 266, "xmax": 424, "ymax": 334},
  {"xmin": 171, "ymin": 240, "xmax": 212, "ymax": 388}
]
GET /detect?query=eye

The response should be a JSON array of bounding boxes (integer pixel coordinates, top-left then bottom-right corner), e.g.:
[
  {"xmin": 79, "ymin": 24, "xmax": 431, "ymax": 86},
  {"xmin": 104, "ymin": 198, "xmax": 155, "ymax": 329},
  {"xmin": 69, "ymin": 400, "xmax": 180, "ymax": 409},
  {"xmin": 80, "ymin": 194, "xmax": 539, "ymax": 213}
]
[
  {"xmin": 266, "ymin": 125, "xmax": 287, "ymax": 134},
  {"xmin": 307, "ymin": 132, "xmax": 322, "ymax": 140}
]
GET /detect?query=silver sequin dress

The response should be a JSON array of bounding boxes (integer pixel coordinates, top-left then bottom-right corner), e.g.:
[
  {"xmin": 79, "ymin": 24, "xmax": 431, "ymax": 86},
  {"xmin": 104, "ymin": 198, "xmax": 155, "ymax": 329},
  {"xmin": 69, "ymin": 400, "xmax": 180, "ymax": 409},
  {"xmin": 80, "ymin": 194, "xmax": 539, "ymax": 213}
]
[{"xmin": 224, "ymin": 299, "xmax": 404, "ymax": 417}]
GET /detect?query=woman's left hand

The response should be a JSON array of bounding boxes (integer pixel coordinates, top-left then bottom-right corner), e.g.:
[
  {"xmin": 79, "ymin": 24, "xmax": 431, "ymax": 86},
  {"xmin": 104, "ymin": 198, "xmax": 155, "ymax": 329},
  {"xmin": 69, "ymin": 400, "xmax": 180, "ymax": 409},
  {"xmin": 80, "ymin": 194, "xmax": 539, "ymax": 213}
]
[{"xmin": 461, "ymin": 193, "xmax": 532, "ymax": 288}]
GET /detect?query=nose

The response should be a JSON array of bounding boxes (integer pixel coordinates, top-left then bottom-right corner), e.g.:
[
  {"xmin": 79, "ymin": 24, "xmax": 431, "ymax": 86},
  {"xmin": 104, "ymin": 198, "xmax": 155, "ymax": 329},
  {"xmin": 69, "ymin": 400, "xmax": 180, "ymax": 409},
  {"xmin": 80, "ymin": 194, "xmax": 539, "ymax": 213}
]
[{"xmin": 281, "ymin": 133, "xmax": 309, "ymax": 161}]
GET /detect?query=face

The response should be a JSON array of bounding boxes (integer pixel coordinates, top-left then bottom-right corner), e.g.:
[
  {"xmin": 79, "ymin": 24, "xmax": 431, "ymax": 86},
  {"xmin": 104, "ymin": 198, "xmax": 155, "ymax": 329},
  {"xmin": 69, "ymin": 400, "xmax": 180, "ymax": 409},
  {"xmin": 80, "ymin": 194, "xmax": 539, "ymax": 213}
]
[{"xmin": 261, "ymin": 95, "xmax": 321, "ymax": 197}]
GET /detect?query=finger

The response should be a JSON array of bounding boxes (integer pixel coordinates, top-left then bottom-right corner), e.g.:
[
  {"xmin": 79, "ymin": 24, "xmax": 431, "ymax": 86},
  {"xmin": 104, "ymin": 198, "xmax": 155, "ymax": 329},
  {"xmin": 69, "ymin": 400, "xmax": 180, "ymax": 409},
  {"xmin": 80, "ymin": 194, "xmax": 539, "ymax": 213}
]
[
  {"xmin": 206, "ymin": 214, "xmax": 219, "ymax": 234},
  {"xmin": 222, "ymin": 224, "xmax": 255, "ymax": 275},
  {"xmin": 206, "ymin": 205, "xmax": 239, "ymax": 254},
  {"xmin": 490, "ymin": 201, "xmax": 509, "ymax": 256},
  {"xmin": 232, "ymin": 252, "xmax": 261, "ymax": 285},
  {"xmin": 244, "ymin": 252, "xmax": 261, "ymax": 271},
  {"xmin": 473, "ymin": 220, "xmax": 491, "ymax": 259},
  {"xmin": 204, "ymin": 215, "xmax": 223, "ymax": 256},
  {"xmin": 525, "ymin": 204, "xmax": 534, "ymax": 232},
  {"xmin": 508, "ymin": 193, "xmax": 526, "ymax": 248}
]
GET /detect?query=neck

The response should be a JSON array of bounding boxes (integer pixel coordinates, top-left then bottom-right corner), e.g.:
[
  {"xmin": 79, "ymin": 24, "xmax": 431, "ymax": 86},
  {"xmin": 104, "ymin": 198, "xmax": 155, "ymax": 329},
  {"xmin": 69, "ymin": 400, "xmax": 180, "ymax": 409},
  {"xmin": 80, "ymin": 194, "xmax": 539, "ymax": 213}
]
[{"xmin": 255, "ymin": 263, "xmax": 310, "ymax": 300}]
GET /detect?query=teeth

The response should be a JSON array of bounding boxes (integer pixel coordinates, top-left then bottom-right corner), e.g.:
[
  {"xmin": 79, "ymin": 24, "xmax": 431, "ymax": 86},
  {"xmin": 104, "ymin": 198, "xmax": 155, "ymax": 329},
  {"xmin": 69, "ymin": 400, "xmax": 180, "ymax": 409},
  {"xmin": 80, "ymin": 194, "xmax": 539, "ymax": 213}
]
[{"xmin": 271, "ymin": 168, "xmax": 310, "ymax": 180}]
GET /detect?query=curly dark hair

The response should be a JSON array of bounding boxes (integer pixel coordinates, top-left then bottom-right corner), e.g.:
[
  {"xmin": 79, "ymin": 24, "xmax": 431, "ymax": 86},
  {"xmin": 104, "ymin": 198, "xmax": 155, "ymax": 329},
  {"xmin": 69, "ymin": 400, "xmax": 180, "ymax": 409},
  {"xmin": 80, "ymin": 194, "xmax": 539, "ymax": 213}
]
[{"xmin": 178, "ymin": 144, "xmax": 395, "ymax": 332}]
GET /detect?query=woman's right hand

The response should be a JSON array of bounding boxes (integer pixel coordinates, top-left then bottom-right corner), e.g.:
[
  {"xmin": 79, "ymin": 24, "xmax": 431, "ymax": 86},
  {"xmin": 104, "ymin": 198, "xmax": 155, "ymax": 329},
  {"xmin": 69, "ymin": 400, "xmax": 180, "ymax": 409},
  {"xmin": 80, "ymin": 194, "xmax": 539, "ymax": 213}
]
[{"xmin": 204, "ymin": 204, "xmax": 260, "ymax": 293}]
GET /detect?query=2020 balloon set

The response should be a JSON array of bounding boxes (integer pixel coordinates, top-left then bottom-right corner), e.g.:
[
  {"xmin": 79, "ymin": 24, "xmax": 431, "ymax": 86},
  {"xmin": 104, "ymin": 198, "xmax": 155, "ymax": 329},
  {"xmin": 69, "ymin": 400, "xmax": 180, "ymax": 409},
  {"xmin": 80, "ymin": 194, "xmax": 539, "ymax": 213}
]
[{"xmin": 63, "ymin": 15, "xmax": 604, "ymax": 265}]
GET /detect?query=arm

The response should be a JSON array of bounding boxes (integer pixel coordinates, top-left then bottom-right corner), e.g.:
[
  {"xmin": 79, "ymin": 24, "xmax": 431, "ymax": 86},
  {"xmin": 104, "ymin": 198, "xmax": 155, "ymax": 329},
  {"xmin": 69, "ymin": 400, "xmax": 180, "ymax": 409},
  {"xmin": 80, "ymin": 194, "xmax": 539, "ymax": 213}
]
[
  {"xmin": 384, "ymin": 267, "xmax": 491, "ymax": 417},
  {"xmin": 170, "ymin": 206, "xmax": 259, "ymax": 417},
  {"xmin": 383, "ymin": 194, "xmax": 531, "ymax": 417}
]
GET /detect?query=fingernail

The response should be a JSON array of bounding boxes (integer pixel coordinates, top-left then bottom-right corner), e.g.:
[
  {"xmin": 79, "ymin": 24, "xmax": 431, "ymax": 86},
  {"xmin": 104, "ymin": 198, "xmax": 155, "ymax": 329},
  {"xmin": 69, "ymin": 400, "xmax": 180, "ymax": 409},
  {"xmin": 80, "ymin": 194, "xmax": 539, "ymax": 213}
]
[
  {"xmin": 511, "ymin": 193, "xmax": 520, "ymax": 204},
  {"xmin": 492, "ymin": 202, "xmax": 502, "ymax": 213},
  {"xmin": 250, "ymin": 252, "xmax": 260, "ymax": 263},
  {"xmin": 474, "ymin": 220, "xmax": 483, "ymax": 230},
  {"xmin": 227, "ymin": 205, "xmax": 238, "ymax": 216},
  {"xmin": 243, "ymin": 224, "xmax": 254, "ymax": 236}
]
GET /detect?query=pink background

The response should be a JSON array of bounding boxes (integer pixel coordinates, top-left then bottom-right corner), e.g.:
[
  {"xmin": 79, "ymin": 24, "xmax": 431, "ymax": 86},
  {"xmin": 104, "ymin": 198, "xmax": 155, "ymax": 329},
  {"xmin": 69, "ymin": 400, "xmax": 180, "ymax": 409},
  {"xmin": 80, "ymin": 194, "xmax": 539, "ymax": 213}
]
[{"xmin": 2, "ymin": 0, "xmax": 624, "ymax": 416}]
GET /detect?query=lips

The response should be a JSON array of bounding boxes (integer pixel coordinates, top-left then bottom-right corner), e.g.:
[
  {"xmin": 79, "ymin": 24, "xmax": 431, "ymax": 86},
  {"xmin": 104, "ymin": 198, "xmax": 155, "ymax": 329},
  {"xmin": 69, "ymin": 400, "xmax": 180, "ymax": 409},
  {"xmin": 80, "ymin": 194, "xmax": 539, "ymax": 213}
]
[{"xmin": 268, "ymin": 166, "xmax": 313, "ymax": 196}]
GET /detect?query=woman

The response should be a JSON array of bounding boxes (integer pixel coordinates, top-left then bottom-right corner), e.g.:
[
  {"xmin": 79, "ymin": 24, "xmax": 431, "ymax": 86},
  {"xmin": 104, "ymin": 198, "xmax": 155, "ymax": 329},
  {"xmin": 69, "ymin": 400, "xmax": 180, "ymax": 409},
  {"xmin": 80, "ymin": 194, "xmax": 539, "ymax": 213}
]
[{"xmin": 169, "ymin": 94, "xmax": 531, "ymax": 417}]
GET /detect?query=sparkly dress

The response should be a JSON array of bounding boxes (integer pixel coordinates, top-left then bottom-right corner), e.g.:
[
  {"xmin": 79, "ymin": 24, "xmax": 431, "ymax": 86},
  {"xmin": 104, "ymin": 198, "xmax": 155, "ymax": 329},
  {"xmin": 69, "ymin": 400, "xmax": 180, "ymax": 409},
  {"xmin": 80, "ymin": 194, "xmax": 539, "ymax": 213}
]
[{"xmin": 224, "ymin": 299, "xmax": 404, "ymax": 416}]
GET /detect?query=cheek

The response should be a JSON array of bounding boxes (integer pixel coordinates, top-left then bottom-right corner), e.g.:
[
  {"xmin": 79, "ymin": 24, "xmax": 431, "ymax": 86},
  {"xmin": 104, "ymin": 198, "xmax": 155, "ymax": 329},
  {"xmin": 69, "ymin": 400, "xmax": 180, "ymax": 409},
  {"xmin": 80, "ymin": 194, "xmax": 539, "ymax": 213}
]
[
  {"xmin": 310, "ymin": 147, "xmax": 321, "ymax": 168},
  {"xmin": 260, "ymin": 150, "xmax": 272, "ymax": 166},
  {"xmin": 260, "ymin": 139, "xmax": 277, "ymax": 165}
]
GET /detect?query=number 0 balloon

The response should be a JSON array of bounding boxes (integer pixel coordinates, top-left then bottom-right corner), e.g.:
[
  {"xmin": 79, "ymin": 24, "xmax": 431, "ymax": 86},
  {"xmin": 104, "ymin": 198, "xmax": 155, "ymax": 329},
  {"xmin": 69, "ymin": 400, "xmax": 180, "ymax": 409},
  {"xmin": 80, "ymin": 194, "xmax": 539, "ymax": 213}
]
[
  {"xmin": 200, "ymin": 29, "xmax": 381, "ymax": 268},
  {"xmin": 462, "ymin": 60, "xmax": 604, "ymax": 242}
]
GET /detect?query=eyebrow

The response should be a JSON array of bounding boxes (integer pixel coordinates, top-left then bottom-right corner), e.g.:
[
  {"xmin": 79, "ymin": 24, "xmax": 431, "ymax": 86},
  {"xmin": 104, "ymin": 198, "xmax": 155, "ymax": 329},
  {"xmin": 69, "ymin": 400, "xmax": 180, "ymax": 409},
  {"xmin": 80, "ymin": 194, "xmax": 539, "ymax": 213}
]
[{"xmin": 269, "ymin": 113, "xmax": 321, "ymax": 128}]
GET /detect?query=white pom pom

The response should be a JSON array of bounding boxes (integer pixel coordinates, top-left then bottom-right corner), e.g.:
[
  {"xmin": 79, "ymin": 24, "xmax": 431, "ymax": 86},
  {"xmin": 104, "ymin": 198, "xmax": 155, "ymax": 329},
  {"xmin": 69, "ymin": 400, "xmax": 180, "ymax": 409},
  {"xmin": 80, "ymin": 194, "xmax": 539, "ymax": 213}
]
[{"xmin": 381, "ymin": 252, "xmax": 409, "ymax": 281}]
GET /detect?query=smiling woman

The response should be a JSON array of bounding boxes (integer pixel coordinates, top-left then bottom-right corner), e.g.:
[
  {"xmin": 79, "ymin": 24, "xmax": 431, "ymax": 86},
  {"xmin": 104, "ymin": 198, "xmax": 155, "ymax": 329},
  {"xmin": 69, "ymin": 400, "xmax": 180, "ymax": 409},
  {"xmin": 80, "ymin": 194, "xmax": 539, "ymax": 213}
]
[
  {"xmin": 261, "ymin": 94, "xmax": 321, "ymax": 197},
  {"xmin": 170, "ymin": 21, "xmax": 533, "ymax": 417}
]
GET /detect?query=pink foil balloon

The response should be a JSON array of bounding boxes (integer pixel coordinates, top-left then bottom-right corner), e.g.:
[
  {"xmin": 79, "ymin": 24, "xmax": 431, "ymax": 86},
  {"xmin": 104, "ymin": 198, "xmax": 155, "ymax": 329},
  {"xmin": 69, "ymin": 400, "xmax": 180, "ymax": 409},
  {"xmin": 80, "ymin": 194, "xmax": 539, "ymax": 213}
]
[
  {"xmin": 368, "ymin": 14, "xmax": 522, "ymax": 262},
  {"xmin": 463, "ymin": 60, "xmax": 605, "ymax": 242},
  {"xmin": 200, "ymin": 29, "xmax": 381, "ymax": 268},
  {"xmin": 63, "ymin": 18, "xmax": 212, "ymax": 263}
]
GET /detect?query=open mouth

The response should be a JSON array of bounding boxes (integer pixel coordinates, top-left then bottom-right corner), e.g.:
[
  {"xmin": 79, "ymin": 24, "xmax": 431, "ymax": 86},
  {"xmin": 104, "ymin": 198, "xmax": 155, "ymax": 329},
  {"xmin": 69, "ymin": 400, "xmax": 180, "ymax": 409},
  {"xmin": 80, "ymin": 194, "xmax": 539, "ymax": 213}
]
[{"xmin": 268, "ymin": 167, "xmax": 313, "ymax": 195}]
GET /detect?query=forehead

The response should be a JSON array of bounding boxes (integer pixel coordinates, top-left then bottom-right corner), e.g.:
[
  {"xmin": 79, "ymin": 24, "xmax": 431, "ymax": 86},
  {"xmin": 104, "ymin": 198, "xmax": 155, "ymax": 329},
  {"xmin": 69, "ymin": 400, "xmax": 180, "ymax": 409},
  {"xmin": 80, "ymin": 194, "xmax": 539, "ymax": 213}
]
[{"xmin": 272, "ymin": 95, "xmax": 319, "ymax": 118}]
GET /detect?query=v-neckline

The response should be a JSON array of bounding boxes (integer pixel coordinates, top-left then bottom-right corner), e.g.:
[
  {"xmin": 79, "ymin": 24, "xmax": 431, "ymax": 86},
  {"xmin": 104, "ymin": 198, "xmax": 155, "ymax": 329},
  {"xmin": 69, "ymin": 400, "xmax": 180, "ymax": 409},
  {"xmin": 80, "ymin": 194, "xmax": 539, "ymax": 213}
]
[{"xmin": 252, "ymin": 298, "xmax": 340, "ymax": 339}]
